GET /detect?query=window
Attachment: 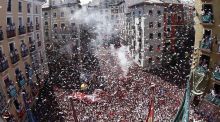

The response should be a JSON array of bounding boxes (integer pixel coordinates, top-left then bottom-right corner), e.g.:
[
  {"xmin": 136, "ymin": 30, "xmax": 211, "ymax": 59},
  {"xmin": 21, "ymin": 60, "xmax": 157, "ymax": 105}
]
[
  {"xmin": 7, "ymin": 17, "xmax": 12, "ymax": 25},
  {"xmin": 53, "ymin": 12, "xmax": 56, "ymax": 18},
  {"xmin": 149, "ymin": 33, "xmax": 153, "ymax": 39},
  {"xmin": 149, "ymin": 45, "xmax": 153, "ymax": 51},
  {"xmin": 18, "ymin": 17, "xmax": 22, "ymax": 26},
  {"xmin": 157, "ymin": 45, "xmax": 161, "ymax": 51},
  {"xmin": 29, "ymin": 37, "xmax": 33, "ymax": 44},
  {"xmin": 53, "ymin": 24, "xmax": 57, "ymax": 28},
  {"xmin": 71, "ymin": 23, "xmax": 75, "ymax": 26},
  {"xmin": 0, "ymin": 47, "xmax": 3, "ymax": 57},
  {"xmin": 168, "ymin": 15, "xmax": 171, "ymax": 25},
  {"xmin": 158, "ymin": 33, "xmax": 161, "ymax": 39},
  {"xmin": 13, "ymin": 99, "xmax": 21, "ymax": 111},
  {"xmin": 27, "ymin": 17, "xmax": 30, "ymax": 23},
  {"xmin": 71, "ymin": 10, "xmax": 74, "ymax": 14},
  {"xmin": 62, "ymin": 35, "xmax": 66, "ymax": 39},
  {"xmin": 37, "ymin": 34, "xmax": 39, "ymax": 40},
  {"xmin": 27, "ymin": 3, "xmax": 31, "ymax": 13},
  {"xmin": 4, "ymin": 76, "xmax": 12, "ymax": 88},
  {"xmin": 18, "ymin": 1, "xmax": 22, "ymax": 12},
  {"xmin": 35, "ymin": 6, "xmax": 38, "ymax": 14},
  {"xmin": 149, "ymin": 10, "xmax": 153, "ymax": 15},
  {"xmin": 45, "ymin": 21, "xmax": 48, "ymax": 25},
  {"xmin": 177, "ymin": 14, "xmax": 182, "ymax": 22},
  {"xmin": 156, "ymin": 56, "xmax": 160, "ymax": 62},
  {"xmin": 148, "ymin": 57, "xmax": 152, "ymax": 64},
  {"xmin": 45, "ymin": 32, "xmax": 48, "ymax": 36},
  {"xmin": 61, "ymin": 23, "xmax": 65, "ymax": 28},
  {"xmin": 149, "ymin": 22, "xmax": 153, "ymax": 28},
  {"xmin": 218, "ymin": 42, "xmax": 220, "ymax": 53},
  {"xmin": 9, "ymin": 43, "xmax": 15, "ymax": 52},
  {"xmin": 166, "ymin": 27, "xmax": 171, "ymax": 37},
  {"xmin": 35, "ymin": 17, "xmax": 39, "ymax": 26},
  {"xmin": 7, "ymin": 0, "xmax": 12, "ymax": 12},
  {"xmin": 157, "ymin": 10, "xmax": 161, "ymax": 16},
  {"xmin": 61, "ymin": 12, "xmax": 64, "ymax": 17},
  {"xmin": 44, "ymin": 12, "xmax": 48, "ymax": 16},
  {"xmin": 139, "ymin": 11, "xmax": 141, "ymax": 15},
  {"xmin": 158, "ymin": 22, "xmax": 161, "ymax": 27}
]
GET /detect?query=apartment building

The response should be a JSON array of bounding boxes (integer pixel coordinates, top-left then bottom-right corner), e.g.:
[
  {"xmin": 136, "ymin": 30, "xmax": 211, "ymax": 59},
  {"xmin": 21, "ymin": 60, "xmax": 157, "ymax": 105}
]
[
  {"xmin": 127, "ymin": 1, "xmax": 164, "ymax": 69},
  {"xmin": 162, "ymin": 2, "xmax": 187, "ymax": 66},
  {"xmin": 0, "ymin": 0, "xmax": 48, "ymax": 121},
  {"xmin": 192, "ymin": 0, "xmax": 220, "ymax": 108},
  {"xmin": 42, "ymin": 0, "xmax": 81, "ymax": 52}
]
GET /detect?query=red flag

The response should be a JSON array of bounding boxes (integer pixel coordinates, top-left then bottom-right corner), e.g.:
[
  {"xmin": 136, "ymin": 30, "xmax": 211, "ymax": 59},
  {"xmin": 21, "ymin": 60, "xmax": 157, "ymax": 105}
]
[{"xmin": 146, "ymin": 97, "xmax": 155, "ymax": 122}]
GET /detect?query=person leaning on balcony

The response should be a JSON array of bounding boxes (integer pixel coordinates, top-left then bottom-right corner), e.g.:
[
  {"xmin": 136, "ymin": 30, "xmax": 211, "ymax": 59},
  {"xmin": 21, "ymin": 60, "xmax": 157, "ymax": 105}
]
[
  {"xmin": 21, "ymin": 41, "xmax": 26, "ymax": 51},
  {"xmin": 15, "ymin": 49, "xmax": 18, "ymax": 56},
  {"xmin": 215, "ymin": 65, "xmax": 220, "ymax": 73}
]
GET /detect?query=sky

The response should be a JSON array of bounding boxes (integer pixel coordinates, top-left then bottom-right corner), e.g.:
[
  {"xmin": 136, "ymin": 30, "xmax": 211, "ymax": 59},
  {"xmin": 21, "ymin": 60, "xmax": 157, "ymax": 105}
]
[{"xmin": 81, "ymin": 0, "xmax": 92, "ymax": 5}]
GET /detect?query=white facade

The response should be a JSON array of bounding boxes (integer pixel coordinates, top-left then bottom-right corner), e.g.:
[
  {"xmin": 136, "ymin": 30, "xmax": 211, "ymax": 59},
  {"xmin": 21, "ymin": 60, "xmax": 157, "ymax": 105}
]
[{"xmin": 129, "ymin": 3, "xmax": 164, "ymax": 69}]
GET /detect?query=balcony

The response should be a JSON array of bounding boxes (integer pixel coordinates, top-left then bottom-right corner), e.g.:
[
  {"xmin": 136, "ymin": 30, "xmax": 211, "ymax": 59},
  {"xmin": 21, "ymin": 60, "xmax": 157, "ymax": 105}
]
[
  {"xmin": 206, "ymin": 94, "xmax": 220, "ymax": 107},
  {"xmin": 10, "ymin": 50, "xmax": 20, "ymax": 64},
  {"xmin": 18, "ymin": 26, "xmax": 26, "ymax": 35},
  {"xmin": 18, "ymin": 77, "xmax": 25, "ymax": 88},
  {"xmin": 195, "ymin": 66, "xmax": 207, "ymax": 74},
  {"xmin": 6, "ymin": 25, "xmax": 16, "ymax": 38},
  {"xmin": 212, "ymin": 67, "xmax": 220, "ymax": 81},
  {"xmin": 25, "ymin": 64, "xmax": 33, "ymax": 78},
  {"xmin": 21, "ymin": 46, "xmax": 29, "ymax": 58},
  {"xmin": 0, "ymin": 58, "xmax": 9, "ymax": 72},
  {"xmin": 16, "ymin": 70, "xmax": 26, "ymax": 88},
  {"xmin": 201, "ymin": 4, "xmax": 214, "ymax": 24},
  {"xmin": 30, "ymin": 44, "xmax": 36, "ymax": 52},
  {"xmin": 38, "ymin": 41, "xmax": 41, "ymax": 47},
  {"xmin": 36, "ymin": 23, "xmax": 40, "ymax": 30},
  {"xmin": 201, "ymin": 14, "xmax": 214, "ymax": 24},
  {"xmin": 200, "ymin": 36, "xmax": 212, "ymax": 52},
  {"xmin": 0, "ymin": 30, "xmax": 3, "ymax": 41},
  {"xmin": 8, "ymin": 85, "xmax": 17, "ymax": 98},
  {"xmin": 27, "ymin": 23, "xmax": 33, "ymax": 33},
  {"xmin": 0, "ymin": 92, "xmax": 6, "ymax": 112}
]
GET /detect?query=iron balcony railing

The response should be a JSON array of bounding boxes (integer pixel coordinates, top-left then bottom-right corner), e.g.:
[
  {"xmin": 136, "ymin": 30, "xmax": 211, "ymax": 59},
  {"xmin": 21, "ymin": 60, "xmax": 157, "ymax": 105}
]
[
  {"xmin": 18, "ymin": 25, "xmax": 26, "ymax": 35},
  {"xmin": 200, "ymin": 36, "xmax": 212, "ymax": 50},
  {"xmin": 8, "ymin": 85, "xmax": 17, "ymax": 98},
  {"xmin": 0, "ymin": 58, "xmax": 9, "ymax": 72},
  {"xmin": 21, "ymin": 47, "xmax": 29, "ymax": 58},
  {"xmin": 10, "ymin": 50, "xmax": 20, "ymax": 64},
  {"xmin": 213, "ymin": 67, "xmax": 220, "ymax": 81},
  {"xmin": 30, "ymin": 44, "xmax": 36, "ymax": 52},
  {"xmin": 27, "ymin": 23, "xmax": 33, "ymax": 33},
  {"xmin": 17, "ymin": 74, "xmax": 26, "ymax": 88},
  {"xmin": 38, "ymin": 41, "xmax": 42, "ymax": 47},
  {"xmin": 201, "ymin": 14, "xmax": 214, "ymax": 24},
  {"xmin": 6, "ymin": 25, "xmax": 16, "ymax": 38},
  {"xmin": 36, "ymin": 23, "xmax": 40, "ymax": 30}
]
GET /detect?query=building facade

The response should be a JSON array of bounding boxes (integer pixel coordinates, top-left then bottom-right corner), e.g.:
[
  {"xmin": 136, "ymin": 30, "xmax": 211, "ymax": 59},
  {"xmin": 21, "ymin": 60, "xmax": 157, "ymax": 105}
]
[
  {"xmin": 42, "ymin": 0, "xmax": 81, "ymax": 51},
  {"xmin": 0, "ymin": 0, "xmax": 48, "ymax": 121},
  {"xmin": 192, "ymin": 0, "xmax": 220, "ymax": 107},
  {"xmin": 162, "ymin": 2, "xmax": 186, "ymax": 66},
  {"xmin": 127, "ymin": 1, "xmax": 164, "ymax": 69}
]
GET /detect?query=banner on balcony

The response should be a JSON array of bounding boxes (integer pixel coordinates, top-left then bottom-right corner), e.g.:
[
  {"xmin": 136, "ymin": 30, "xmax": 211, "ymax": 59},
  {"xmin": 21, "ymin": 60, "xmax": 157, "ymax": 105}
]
[{"xmin": 191, "ymin": 67, "xmax": 208, "ymax": 95}]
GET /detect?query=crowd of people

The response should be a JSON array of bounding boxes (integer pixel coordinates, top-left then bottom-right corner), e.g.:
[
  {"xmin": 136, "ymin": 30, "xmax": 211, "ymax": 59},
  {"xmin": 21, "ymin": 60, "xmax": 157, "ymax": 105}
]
[{"xmin": 53, "ymin": 46, "xmax": 214, "ymax": 121}]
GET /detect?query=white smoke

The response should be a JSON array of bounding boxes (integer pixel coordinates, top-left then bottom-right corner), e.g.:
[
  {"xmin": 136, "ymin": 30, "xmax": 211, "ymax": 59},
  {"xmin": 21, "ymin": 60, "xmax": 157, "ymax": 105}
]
[
  {"xmin": 110, "ymin": 45, "xmax": 133, "ymax": 77},
  {"xmin": 59, "ymin": 4, "xmax": 134, "ymax": 76}
]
